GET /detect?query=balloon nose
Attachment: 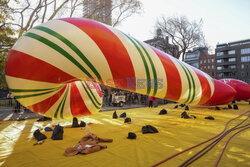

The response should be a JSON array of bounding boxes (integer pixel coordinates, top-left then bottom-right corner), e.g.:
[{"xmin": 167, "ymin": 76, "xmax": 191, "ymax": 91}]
[
  {"xmin": 203, "ymin": 79, "xmax": 236, "ymax": 106},
  {"xmin": 220, "ymin": 79, "xmax": 250, "ymax": 101}
]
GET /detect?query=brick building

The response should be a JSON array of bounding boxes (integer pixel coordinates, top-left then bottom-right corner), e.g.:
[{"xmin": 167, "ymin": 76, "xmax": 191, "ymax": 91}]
[
  {"xmin": 199, "ymin": 54, "xmax": 216, "ymax": 78},
  {"xmin": 144, "ymin": 29, "xmax": 179, "ymax": 58},
  {"xmin": 184, "ymin": 47, "xmax": 216, "ymax": 78}
]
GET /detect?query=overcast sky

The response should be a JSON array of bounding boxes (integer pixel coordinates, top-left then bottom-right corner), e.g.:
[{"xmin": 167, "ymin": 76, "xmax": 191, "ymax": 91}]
[{"xmin": 117, "ymin": 0, "xmax": 250, "ymax": 52}]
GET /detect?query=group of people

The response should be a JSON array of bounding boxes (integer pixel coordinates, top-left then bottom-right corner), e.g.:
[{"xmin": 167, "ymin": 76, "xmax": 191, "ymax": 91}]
[
  {"xmin": 102, "ymin": 89, "xmax": 161, "ymax": 107},
  {"xmin": 148, "ymin": 96, "xmax": 158, "ymax": 108}
]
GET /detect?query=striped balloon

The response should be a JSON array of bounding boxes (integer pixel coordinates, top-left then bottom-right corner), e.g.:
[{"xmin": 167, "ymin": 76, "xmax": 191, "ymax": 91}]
[{"xmin": 5, "ymin": 18, "xmax": 236, "ymax": 119}]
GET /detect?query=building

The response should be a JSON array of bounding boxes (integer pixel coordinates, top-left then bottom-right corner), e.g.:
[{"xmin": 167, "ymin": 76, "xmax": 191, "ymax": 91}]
[
  {"xmin": 83, "ymin": 0, "xmax": 112, "ymax": 25},
  {"xmin": 184, "ymin": 47, "xmax": 216, "ymax": 78},
  {"xmin": 144, "ymin": 29, "xmax": 179, "ymax": 58},
  {"xmin": 199, "ymin": 54, "xmax": 216, "ymax": 78},
  {"xmin": 215, "ymin": 39, "xmax": 250, "ymax": 83}
]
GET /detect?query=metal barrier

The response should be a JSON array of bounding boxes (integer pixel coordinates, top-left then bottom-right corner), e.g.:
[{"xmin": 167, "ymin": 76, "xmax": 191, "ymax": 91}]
[{"xmin": 0, "ymin": 98, "xmax": 24, "ymax": 112}]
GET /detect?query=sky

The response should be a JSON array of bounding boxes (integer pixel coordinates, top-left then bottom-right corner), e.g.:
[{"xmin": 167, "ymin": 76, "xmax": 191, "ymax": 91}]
[{"xmin": 117, "ymin": 0, "xmax": 250, "ymax": 53}]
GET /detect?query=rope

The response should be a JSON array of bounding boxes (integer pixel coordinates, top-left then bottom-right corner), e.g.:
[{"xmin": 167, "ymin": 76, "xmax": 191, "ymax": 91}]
[
  {"xmin": 214, "ymin": 126, "xmax": 250, "ymax": 167},
  {"xmin": 179, "ymin": 124, "xmax": 249, "ymax": 167},
  {"xmin": 178, "ymin": 114, "xmax": 249, "ymax": 167},
  {"xmin": 152, "ymin": 111, "xmax": 249, "ymax": 167}
]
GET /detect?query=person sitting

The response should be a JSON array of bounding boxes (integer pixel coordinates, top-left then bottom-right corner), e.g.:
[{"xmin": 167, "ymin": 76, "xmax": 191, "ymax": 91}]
[{"xmin": 64, "ymin": 133, "xmax": 113, "ymax": 156}]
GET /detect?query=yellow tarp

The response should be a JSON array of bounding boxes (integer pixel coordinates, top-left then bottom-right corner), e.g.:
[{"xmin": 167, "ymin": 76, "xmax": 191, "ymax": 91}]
[{"xmin": 0, "ymin": 103, "xmax": 249, "ymax": 167}]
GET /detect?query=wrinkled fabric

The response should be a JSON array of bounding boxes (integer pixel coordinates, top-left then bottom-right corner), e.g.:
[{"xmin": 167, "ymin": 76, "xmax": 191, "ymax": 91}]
[{"xmin": 0, "ymin": 102, "xmax": 249, "ymax": 167}]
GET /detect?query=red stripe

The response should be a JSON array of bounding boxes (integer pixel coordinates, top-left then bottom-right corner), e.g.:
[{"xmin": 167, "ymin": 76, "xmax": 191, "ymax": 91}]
[
  {"xmin": 220, "ymin": 79, "xmax": 250, "ymax": 101},
  {"xmin": 60, "ymin": 18, "xmax": 136, "ymax": 91},
  {"xmin": 5, "ymin": 50, "xmax": 77, "ymax": 83},
  {"xmin": 190, "ymin": 67, "xmax": 212, "ymax": 105},
  {"xmin": 86, "ymin": 81, "xmax": 102, "ymax": 98},
  {"xmin": 70, "ymin": 82, "xmax": 91, "ymax": 116},
  {"xmin": 151, "ymin": 47, "xmax": 181, "ymax": 101},
  {"xmin": 203, "ymin": 79, "xmax": 236, "ymax": 106},
  {"xmin": 27, "ymin": 86, "xmax": 67, "ymax": 114}
]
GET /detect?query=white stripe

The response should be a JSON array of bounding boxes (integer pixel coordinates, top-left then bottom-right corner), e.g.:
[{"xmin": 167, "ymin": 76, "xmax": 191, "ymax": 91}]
[
  {"xmin": 169, "ymin": 57, "xmax": 189, "ymax": 103},
  {"xmin": 108, "ymin": 28, "xmax": 148, "ymax": 94},
  {"xmin": 183, "ymin": 63, "xmax": 202, "ymax": 105},
  {"xmin": 41, "ymin": 20, "xmax": 115, "ymax": 86},
  {"xmin": 75, "ymin": 81, "xmax": 99, "ymax": 114},
  {"xmin": 140, "ymin": 42, "xmax": 168, "ymax": 98}
]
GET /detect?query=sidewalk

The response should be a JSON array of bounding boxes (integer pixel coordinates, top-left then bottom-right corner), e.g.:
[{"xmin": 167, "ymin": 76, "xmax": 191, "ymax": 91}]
[
  {"xmin": 0, "ymin": 107, "xmax": 42, "ymax": 121},
  {"xmin": 100, "ymin": 104, "xmax": 146, "ymax": 111},
  {"xmin": 0, "ymin": 104, "xmax": 147, "ymax": 121}
]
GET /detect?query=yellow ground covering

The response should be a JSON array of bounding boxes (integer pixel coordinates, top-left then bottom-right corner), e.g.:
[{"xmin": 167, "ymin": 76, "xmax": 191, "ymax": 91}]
[{"xmin": 0, "ymin": 103, "xmax": 249, "ymax": 167}]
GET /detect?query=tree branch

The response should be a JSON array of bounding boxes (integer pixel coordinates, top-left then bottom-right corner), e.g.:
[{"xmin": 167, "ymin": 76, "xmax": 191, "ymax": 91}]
[{"xmin": 48, "ymin": 0, "xmax": 70, "ymax": 20}]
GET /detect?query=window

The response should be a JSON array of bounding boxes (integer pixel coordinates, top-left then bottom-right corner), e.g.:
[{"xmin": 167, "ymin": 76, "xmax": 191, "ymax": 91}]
[
  {"xmin": 212, "ymin": 65, "xmax": 214, "ymax": 69},
  {"xmin": 217, "ymin": 66, "xmax": 223, "ymax": 70},
  {"xmin": 200, "ymin": 60, "xmax": 202, "ymax": 64},
  {"xmin": 218, "ymin": 73, "xmax": 224, "ymax": 77},
  {"xmin": 185, "ymin": 53, "xmax": 199, "ymax": 60},
  {"xmin": 208, "ymin": 66, "xmax": 210, "ymax": 69},
  {"xmin": 241, "ymin": 56, "xmax": 250, "ymax": 62},
  {"xmin": 241, "ymin": 71, "xmax": 245, "ymax": 77},
  {"xmin": 228, "ymin": 50, "xmax": 235, "ymax": 55},
  {"xmin": 191, "ymin": 62, "xmax": 199, "ymax": 68},
  {"xmin": 204, "ymin": 66, "xmax": 206, "ymax": 70},
  {"xmin": 241, "ymin": 64, "xmax": 244, "ymax": 69},
  {"xmin": 241, "ymin": 48, "xmax": 250, "ymax": 54},
  {"xmin": 216, "ymin": 52, "xmax": 223, "ymax": 56},
  {"xmin": 204, "ymin": 60, "xmax": 206, "ymax": 63},
  {"xmin": 208, "ymin": 59, "xmax": 210, "ymax": 63},
  {"xmin": 229, "ymin": 58, "xmax": 236, "ymax": 62},
  {"xmin": 217, "ymin": 59, "xmax": 223, "ymax": 63},
  {"xmin": 212, "ymin": 58, "xmax": 214, "ymax": 62},
  {"xmin": 229, "ymin": 65, "xmax": 236, "ymax": 69}
]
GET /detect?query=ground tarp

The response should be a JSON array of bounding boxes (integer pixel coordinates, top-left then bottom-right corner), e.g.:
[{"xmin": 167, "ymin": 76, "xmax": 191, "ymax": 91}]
[{"xmin": 0, "ymin": 103, "xmax": 249, "ymax": 167}]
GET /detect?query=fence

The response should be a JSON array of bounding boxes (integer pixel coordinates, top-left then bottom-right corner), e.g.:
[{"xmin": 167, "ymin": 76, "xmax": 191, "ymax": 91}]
[{"xmin": 0, "ymin": 98, "xmax": 24, "ymax": 112}]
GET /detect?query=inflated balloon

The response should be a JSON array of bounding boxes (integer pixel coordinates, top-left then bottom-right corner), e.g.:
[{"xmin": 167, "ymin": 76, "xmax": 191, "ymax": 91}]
[
  {"xmin": 5, "ymin": 18, "xmax": 237, "ymax": 118},
  {"xmin": 220, "ymin": 79, "xmax": 250, "ymax": 101}
]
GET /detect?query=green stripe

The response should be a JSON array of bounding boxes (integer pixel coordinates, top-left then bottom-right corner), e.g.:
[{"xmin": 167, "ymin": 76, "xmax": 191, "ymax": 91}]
[
  {"xmin": 134, "ymin": 39, "xmax": 158, "ymax": 96},
  {"xmin": 180, "ymin": 62, "xmax": 196, "ymax": 103},
  {"xmin": 176, "ymin": 61, "xmax": 191, "ymax": 103},
  {"xmin": 85, "ymin": 82, "xmax": 101, "ymax": 106},
  {"xmin": 60, "ymin": 87, "xmax": 69, "ymax": 119},
  {"xmin": 122, "ymin": 33, "xmax": 151, "ymax": 95},
  {"xmin": 15, "ymin": 90, "xmax": 56, "ymax": 99},
  {"xmin": 34, "ymin": 26, "xmax": 102, "ymax": 81},
  {"xmin": 81, "ymin": 82, "xmax": 101, "ymax": 109},
  {"xmin": 14, "ymin": 87, "xmax": 62, "ymax": 99},
  {"xmin": 54, "ymin": 86, "xmax": 68, "ymax": 118},
  {"xmin": 10, "ymin": 87, "xmax": 55, "ymax": 93},
  {"xmin": 54, "ymin": 96, "xmax": 64, "ymax": 118},
  {"xmin": 24, "ymin": 32, "xmax": 93, "ymax": 79}
]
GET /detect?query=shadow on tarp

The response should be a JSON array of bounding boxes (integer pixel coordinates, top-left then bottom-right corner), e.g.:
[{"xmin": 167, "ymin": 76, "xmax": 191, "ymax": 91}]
[{"xmin": 0, "ymin": 102, "xmax": 249, "ymax": 167}]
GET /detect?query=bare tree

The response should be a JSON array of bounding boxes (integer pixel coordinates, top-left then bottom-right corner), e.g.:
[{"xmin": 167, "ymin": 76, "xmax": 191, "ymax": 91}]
[
  {"xmin": 156, "ymin": 15, "xmax": 206, "ymax": 60},
  {"xmin": 111, "ymin": 0, "xmax": 142, "ymax": 27},
  {"xmin": 82, "ymin": 0, "xmax": 142, "ymax": 26},
  {"xmin": 10, "ymin": 0, "xmax": 70, "ymax": 37},
  {"xmin": 8, "ymin": 0, "xmax": 142, "ymax": 37}
]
